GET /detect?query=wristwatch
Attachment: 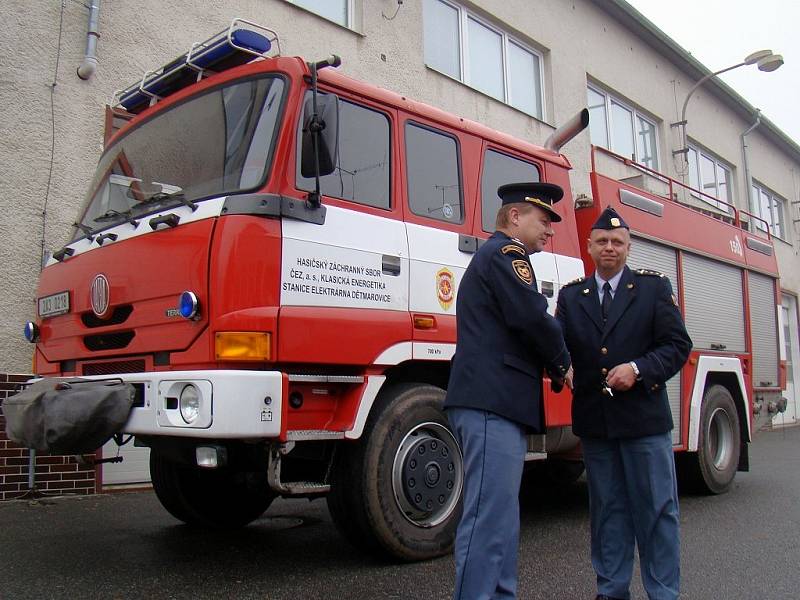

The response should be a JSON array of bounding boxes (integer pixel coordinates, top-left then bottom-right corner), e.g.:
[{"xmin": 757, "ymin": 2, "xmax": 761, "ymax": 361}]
[{"xmin": 629, "ymin": 361, "xmax": 641, "ymax": 380}]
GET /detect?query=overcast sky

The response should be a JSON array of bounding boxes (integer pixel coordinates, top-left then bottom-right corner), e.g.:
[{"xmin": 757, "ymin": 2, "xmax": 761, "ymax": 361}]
[{"xmin": 625, "ymin": 0, "xmax": 800, "ymax": 145}]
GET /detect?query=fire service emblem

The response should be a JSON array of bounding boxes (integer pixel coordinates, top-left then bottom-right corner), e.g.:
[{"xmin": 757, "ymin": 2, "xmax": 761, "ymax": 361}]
[
  {"xmin": 90, "ymin": 274, "xmax": 110, "ymax": 317},
  {"xmin": 436, "ymin": 268, "xmax": 455, "ymax": 310}
]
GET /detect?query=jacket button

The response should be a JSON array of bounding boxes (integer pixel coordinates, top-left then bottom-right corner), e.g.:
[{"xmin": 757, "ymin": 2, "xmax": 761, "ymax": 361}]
[
  {"xmin": 601, "ymin": 368, "xmax": 608, "ymax": 376},
  {"xmin": 600, "ymin": 347, "xmax": 608, "ymax": 355}
]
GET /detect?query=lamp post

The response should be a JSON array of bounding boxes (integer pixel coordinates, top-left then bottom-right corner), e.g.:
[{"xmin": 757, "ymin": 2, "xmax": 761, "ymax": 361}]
[{"xmin": 673, "ymin": 50, "xmax": 784, "ymax": 161}]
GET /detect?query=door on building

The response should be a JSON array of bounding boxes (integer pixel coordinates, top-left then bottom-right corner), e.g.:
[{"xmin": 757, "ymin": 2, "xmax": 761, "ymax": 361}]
[
  {"xmin": 775, "ymin": 294, "xmax": 800, "ymax": 426},
  {"xmin": 100, "ymin": 439, "xmax": 151, "ymax": 487}
]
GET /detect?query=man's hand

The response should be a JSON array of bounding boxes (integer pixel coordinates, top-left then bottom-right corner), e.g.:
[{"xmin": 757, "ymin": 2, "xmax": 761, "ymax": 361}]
[
  {"xmin": 606, "ymin": 363, "xmax": 636, "ymax": 392},
  {"xmin": 564, "ymin": 365, "xmax": 574, "ymax": 390}
]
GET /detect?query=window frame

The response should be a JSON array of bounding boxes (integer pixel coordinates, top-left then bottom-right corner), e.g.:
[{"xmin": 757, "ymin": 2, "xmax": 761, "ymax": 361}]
[
  {"xmin": 285, "ymin": 0, "xmax": 354, "ymax": 29},
  {"xmin": 423, "ymin": 0, "xmax": 546, "ymax": 121},
  {"xmin": 750, "ymin": 180, "xmax": 787, "ymax": 240},
  {"xmin": 479, "ymin": 146, "xmax": 542, "ymax": 233},
  {"xmin": 403, "ymin": 119, "xmax": 466, "ymax": 226},
  {"xmin": 686, "ymin": 144, "xmax": 733, "ymax": 214},
  {"xmin": 294, "ymin": 91, "xmax": 393, "ymax": 214},
  {"xmin": 587, "ymin": 84, "xmax": 659, "ymax": 170}
]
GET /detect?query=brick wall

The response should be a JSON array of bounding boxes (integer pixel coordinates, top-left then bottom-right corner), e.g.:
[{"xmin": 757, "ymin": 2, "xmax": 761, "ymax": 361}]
[{"xmin": 0, "ymin": 374, "xmax": 97, "ymax": 501}]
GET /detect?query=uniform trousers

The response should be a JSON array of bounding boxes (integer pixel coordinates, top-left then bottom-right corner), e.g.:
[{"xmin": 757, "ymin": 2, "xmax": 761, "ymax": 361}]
[
  {"xmin": 581, "ymin": 432, "xmax": 680, "ymax": 600},
  {"xmin": 446, "ymin": 407, "xmax": 527, "ymax": 600}
]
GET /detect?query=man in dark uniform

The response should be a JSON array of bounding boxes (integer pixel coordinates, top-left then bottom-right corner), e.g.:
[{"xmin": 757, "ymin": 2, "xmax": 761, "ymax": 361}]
[
  {"xmin": 445, "ymin": 182, "xmax": 572, "ymax": 600},
  {"xmin": 556, "ymin": 206, "xmax": 692, "ymax": 600}
]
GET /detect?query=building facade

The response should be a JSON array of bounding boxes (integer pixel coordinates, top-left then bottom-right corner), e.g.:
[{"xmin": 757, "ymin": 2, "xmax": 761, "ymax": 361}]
[{"xmin": 1, "ymin": 0, "xmax": 798, "ymax": 495}]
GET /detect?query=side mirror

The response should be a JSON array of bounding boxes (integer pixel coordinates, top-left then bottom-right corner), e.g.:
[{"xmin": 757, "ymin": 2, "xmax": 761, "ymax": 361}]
[{"xmin": 301, "ymin": 94, "xmax": 339, "ymax": 178}]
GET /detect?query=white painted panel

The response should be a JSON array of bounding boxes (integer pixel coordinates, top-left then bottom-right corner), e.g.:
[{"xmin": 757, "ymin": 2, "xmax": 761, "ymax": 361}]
[
  {"xmin": 406, "ymin": 223, "xmax": 471, "ymax": 315},
  {"xmin": 281, "ymin": 206, "xmax": 409, "ymax": 310}
]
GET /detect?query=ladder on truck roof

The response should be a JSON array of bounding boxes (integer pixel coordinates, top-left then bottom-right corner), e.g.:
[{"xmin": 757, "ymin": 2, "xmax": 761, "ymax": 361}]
[{"xmin": 111, "ymin": 18, "xmax": 280, "ymax": 115}]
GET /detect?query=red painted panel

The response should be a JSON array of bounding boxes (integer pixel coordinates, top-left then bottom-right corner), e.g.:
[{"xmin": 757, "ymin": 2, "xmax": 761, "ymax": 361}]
[
  {"xmin": 35, "ymin": 219, "xmax": 215, "ymax": 363},
  {"xmin": 543, "ymin": 383, "xmax": 572, "ymax": 427},
  {"xmin": 278, "ymin": 307, "xmax": 412, "ymax": 365}
]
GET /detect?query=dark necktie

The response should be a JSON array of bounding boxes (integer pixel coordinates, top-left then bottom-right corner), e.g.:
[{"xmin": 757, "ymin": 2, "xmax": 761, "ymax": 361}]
[{"xmin": 601, "ymin": 281, "xmax": 612, "ymax": 321}]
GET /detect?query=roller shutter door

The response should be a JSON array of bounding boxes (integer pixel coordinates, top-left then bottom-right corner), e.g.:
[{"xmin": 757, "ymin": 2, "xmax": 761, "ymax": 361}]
[
  {"xmin": 682, "ymin": 253, "xmax": 745, "ymax": 352},
  {"xmin": 101, "ymin": 440, "xmax": 151, "ymax": 486},
  {"xmin": 748, "ymin": 272, "xmax": 779, "ymax": 387},
  {"xmin": 627, "ymin": 237, "xmax": 682, "ymax": 444}
]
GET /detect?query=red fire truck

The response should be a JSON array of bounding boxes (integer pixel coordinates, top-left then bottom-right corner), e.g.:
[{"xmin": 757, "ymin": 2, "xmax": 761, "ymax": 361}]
[{"xmin": 20, "ymin": 20, "xmax": 786, "ymax": 560}]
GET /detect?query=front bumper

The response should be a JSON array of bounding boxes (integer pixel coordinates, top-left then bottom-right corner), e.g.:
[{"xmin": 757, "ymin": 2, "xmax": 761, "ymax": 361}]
[{"xmin": 75, "ymin": 370, "xmax": 285, "ymax": 439}]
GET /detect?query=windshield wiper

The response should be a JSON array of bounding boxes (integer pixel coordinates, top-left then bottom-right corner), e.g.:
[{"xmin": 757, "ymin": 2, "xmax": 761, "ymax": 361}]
[
  {"xmin": 93, "ymin": 209, "xmax": 130, "ymax": 223},
  {"xmin": 137, "ymin": 191, "xmax": 197, "ymax": 212},
  {"xmin": 72, "ymin": 222, "xmax": 96, "ymax": 240}
]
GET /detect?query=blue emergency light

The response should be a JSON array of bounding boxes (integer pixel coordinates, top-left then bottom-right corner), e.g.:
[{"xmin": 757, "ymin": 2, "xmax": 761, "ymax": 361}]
[{"xmin": 113, "ymin": 18, "xmax": 281, "ymax": 114}]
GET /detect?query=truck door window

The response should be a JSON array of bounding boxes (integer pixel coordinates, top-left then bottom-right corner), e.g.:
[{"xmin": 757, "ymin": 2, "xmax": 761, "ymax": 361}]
[
  {"xmin": 296, "ymin": 96, "xmax": 391, "ymax": 210},
  {"xmin": 405, "ymin": 122, "xmax": 463, "ymax": 223},
  {"xmin": 480, "ymin": 149, "xmax": 540, "ymax": 231}
]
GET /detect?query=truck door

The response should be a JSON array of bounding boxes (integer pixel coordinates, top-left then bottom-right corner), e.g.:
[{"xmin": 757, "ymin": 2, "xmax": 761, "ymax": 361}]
[
  {"xmin": 401, "ymin": 119, "xmax": 477, "ymax": 355},
  {"xmin": 279, "ymin": 94, "xmax": 411, "ymax": 365}
]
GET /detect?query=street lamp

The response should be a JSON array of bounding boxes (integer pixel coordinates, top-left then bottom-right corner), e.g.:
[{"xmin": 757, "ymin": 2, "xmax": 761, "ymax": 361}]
[{"xmin": 673, "ymin": 50, "xmax": 784, "ymax": 160}]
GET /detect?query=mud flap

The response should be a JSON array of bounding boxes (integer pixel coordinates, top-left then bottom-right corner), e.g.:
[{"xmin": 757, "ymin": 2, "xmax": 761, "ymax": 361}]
[{"xmin": 3, "ymin": 378, "xmax": 136, "ymax": 454}]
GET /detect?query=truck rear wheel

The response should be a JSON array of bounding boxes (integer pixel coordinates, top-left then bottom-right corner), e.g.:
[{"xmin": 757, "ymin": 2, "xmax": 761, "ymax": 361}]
[
  {"xmin": 327, "ymin": 383, "xmax": 463, "ymax": 561},
  {"xmin": 682, "ymin": 384, "xmax": 741, "ymax": 494},
  {"xmin": 150, "ymin": 452, "xmax": 275, "ymax": 528}
]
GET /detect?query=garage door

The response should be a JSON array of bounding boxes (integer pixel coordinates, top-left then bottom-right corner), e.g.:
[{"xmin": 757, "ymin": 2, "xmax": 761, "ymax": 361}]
[{"xmin": 101, "ymin": 439, "xmax": 151, "ymax": 487}]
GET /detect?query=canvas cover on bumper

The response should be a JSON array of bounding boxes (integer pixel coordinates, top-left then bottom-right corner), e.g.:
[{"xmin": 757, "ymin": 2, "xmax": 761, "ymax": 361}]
[{"xmin": 3, "ymin": 378, "xmax": 136, "ymax": 454}]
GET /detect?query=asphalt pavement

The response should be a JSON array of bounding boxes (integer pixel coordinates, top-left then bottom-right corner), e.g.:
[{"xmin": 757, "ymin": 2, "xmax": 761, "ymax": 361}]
[{"xmin": 1, "ymin": 426, "xmax": 799, "ymax": 599}]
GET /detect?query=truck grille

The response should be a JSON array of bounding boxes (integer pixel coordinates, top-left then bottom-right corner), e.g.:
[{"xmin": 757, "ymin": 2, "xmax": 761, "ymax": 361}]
[
  {"xmin": 81, "ymin": 305, "xmax": 134, "ymax": 328},
  {"xmin": 83, "ymin": 331, "xmax": 135, "ymax": 351},
  {"xmin": 82, "ymin": 359, "xmax": 145, "ymax": 376}
]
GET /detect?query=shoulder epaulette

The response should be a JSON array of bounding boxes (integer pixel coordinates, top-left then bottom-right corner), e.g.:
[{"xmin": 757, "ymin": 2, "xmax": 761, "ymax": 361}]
[
  {"xmin": 562, "ymin": 276, "xmax": 588, "ymax": 288},
  {"xmin": 634, "ymin": 268, "xmax": 665, "ymax": 278},
  {"xmin": 500, "ymin": 243, "xmax": 527, "ymax": 257}
]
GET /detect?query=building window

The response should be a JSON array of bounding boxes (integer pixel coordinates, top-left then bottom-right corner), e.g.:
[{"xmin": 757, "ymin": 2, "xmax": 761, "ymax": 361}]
[
  {"xmin": 296, "ymin": 96, "xmax": 391, "ymax": 210},
  {"xmin": 423, "ymin": 0, "xmax": 544, "ymax": 120},
  {"xmin": 750, "ymin": 182, "xmax": 786, "ymax": 239},
  {"xmin": 686, "ymin": 146, "xmax": 732, "ymax": 213},
  {"xmin": 587, "ymin": 86, "xmax": 658, "ymax": 170},
  {"xmin": 287, "ymin": 0, "xmax": 350, "ymax": 28},
  {"xmin": 405, "ymin": 122, "xmax": 463, "ymax": 223}
]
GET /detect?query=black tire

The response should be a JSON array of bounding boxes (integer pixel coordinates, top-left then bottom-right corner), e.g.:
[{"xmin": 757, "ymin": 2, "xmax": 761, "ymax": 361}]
[
  {"xmin": 150, "ymin": 452, "xmax": 276, "ymax": 528},
  {"xmin": 682, "ymin": 384, "xmax": 741, "ymax": 494},
  {"xmin": 326, "ymin": 383, "xmax": 463, "ymax": 561}
]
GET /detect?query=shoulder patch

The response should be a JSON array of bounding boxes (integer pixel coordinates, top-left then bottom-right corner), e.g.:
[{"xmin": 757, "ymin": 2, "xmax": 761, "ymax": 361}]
[
  {"xmin": 512, "ymin": 259, "xmax": 533, "ymax": 285},
  {"xmin": 562, "ymin": 276, "xmax": 588, "ymax": 288},
  {"xmin": 635, "ymin": 268, "xmax": 665, "ymax": 278},
  {"xmin": 501, "ymin": 243, "xmax": 527, "ymax": 256}
]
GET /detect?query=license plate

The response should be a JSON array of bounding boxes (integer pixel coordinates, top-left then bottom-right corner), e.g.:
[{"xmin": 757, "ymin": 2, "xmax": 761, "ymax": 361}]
[{"xmin": 38, "ymin": 291, "xmax": 70, "ymax": 318}]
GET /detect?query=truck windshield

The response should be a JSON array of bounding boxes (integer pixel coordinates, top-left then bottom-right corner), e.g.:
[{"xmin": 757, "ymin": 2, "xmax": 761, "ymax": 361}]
[{"xmin": 72, "ymin": 75, "xmax": 286, "ymax": 241}]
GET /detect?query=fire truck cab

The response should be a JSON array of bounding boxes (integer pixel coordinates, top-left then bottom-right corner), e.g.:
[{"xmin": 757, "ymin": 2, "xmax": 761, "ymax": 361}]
[{"xmin": 21, "ymin": 21, "xmax": 785, "ymax": 561}]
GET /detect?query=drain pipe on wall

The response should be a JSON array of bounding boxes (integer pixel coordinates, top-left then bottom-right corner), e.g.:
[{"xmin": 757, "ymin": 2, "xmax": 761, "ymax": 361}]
[
  {"xmin": 741, "ymin": 109, "xmax": 762, "ymax": 220},
  {"xmin": 77, "ymin": 1, "xmax": 101, "ymax": 80}
]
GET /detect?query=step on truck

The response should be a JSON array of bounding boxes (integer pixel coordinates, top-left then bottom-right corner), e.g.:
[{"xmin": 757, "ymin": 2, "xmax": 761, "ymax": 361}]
[{"xmin": 15, "ymin": 20, "xmax": 787, "ymax": 561}]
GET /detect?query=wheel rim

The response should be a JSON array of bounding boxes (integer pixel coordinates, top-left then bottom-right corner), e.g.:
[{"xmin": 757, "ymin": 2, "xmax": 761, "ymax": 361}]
[
  {"xmin": 392, "ymin": 421, "xmax": 463, "ymax": 528},
  {"xmin": 706, "ymin": 407, "xmax": 734, "ymax": 470}
]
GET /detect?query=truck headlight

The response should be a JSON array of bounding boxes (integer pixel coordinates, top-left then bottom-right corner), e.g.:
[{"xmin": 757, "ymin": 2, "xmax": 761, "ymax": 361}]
[{"xmin": 180, "ymin": 384, "xmax": 201, "ymax": 424}]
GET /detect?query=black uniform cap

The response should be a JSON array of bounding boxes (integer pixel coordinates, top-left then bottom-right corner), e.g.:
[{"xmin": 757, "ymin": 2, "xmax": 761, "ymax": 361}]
[
  {"xmin": 591, "ymin": 206, "xmax": 629, "ymax": 230},
  {"xmin": 497, "ymin": 182, "xmax": 563, "ymax": 223}
]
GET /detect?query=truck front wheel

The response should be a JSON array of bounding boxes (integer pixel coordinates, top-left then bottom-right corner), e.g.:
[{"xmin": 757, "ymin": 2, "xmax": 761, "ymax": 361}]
[
  {"xmin": 150, "ymin": 452, "xmax": 275, "ymax": 528},
  {"xmin": 327, "ymin": 383, "xmax": 463, "ymax": 561}
]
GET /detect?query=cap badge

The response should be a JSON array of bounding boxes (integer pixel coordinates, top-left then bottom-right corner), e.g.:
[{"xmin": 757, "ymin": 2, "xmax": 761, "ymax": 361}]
[{"xmin": 610, "ymin": 217, "xmax": 621, "ymax": 227}]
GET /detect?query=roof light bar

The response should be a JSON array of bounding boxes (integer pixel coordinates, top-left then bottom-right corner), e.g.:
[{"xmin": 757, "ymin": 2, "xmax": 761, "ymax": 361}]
[{"xmin": 111, "ymin": 18, "xmax": 281, "ymax": 114}]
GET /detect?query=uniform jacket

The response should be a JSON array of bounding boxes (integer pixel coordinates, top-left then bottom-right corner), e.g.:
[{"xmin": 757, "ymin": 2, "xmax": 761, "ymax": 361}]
[
  {"xmin": 556, "ymin": 266, "xmax": 692, "ymax": 439},
  {"xmin": 445, "ymin": 231, "xmax": 570, "ymax": 431}
]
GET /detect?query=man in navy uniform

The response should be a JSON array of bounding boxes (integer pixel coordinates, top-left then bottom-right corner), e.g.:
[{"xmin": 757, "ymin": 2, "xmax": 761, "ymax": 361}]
[
  {"xmin": 445, "ymin": 182, "xmax": 572, "ymax": 600},
  {"xmin": 556, "ymin": 206, "xmax": 692, "ymax": 600}
]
